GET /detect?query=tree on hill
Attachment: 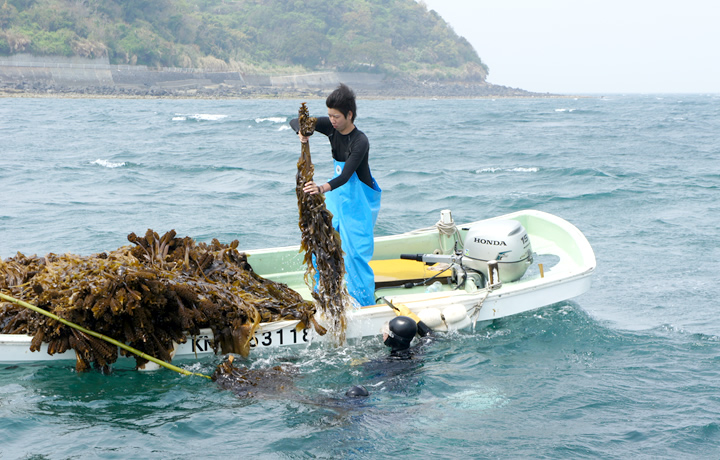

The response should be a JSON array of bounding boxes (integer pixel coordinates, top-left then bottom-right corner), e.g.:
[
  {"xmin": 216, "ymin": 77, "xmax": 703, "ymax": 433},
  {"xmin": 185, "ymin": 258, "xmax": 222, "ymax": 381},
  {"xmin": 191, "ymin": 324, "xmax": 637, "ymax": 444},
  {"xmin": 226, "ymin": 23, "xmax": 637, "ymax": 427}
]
[{"xmin": 0, "ymin": 0, "xmax": 489, "ymax": 81}]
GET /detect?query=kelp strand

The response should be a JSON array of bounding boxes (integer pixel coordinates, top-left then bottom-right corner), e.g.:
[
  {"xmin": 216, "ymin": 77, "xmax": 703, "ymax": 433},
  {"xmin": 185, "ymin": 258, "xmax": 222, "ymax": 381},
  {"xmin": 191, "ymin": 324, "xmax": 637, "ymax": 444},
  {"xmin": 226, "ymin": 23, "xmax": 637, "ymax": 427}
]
[{"xmin": 295, "ymin": 102, "xmax": 351, "ymax": 344}]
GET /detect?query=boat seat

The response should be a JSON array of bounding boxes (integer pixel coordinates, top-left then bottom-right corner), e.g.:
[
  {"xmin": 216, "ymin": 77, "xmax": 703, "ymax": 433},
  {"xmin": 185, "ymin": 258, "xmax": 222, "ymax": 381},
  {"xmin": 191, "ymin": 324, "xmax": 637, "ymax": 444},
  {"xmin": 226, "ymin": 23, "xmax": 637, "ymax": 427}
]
[{"xmin": 370, "ymin": 258, "xmax": 451, "ymax": 287}]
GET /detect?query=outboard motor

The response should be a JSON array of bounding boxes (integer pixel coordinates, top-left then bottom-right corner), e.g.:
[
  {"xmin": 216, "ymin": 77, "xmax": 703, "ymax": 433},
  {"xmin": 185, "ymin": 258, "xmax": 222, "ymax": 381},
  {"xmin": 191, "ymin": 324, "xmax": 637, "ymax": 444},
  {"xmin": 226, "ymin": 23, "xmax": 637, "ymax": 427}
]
[
  {"xmin": 401, "ymin": 219, "xmax": 533, "ymax": 287},
  {"xmin": 462, "ymin": 220, "xmax": 533, "ymax": 283}
]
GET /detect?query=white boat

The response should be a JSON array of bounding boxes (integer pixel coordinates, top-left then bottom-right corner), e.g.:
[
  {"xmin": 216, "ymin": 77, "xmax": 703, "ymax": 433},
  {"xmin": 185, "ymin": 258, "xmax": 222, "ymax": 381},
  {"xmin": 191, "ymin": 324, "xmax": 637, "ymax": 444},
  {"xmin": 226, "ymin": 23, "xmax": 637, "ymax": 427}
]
[{"xmin": 0, "ymin": 209, "xmax": 596, "ymax": 365}]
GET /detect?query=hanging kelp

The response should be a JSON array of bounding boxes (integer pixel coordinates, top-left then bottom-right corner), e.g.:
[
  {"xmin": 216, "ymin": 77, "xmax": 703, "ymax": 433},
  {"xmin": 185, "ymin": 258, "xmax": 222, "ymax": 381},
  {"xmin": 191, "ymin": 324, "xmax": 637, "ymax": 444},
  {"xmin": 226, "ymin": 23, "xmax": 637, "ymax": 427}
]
[
  {"xmin": 0, "ymin": 230, "xmax": 321, "ymax": 371},
  {"xmin": 295, "ymin": 102, "xmax": 351, "ymax": 343}
]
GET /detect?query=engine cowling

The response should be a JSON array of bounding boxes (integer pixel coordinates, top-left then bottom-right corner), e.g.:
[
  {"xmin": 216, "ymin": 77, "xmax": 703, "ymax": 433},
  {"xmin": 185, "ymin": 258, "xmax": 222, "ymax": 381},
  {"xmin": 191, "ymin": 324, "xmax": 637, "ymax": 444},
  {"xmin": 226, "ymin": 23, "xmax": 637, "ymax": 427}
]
[{"xmin": 462, "ymin": 220, "xmax": 533, "ymax": 282}]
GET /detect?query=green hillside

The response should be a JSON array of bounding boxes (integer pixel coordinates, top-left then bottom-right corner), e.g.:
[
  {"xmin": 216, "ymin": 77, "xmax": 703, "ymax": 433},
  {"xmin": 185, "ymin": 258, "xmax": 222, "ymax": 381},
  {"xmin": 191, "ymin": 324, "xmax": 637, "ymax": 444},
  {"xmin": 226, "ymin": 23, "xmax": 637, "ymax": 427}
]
[{"xmin": 0, "ymin": 0, "xmax": 488, "ymax": 81}]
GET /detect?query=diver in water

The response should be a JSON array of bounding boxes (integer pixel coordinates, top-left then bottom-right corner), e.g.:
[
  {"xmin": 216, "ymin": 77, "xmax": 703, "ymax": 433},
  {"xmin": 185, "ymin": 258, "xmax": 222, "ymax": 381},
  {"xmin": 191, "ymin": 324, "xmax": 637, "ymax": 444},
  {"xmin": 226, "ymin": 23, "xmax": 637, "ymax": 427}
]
[
  {"xmin": 382, "ymin": 299, "xmax": 434, "ymax": 355},
  {"xmin": 213, "ymin": 309, "xmax": 435, "ymax": 401},
  {"xmin": 381, "ymin": 315, "xmax": 432, "ymax": 356},
  {"xmin": 344, "ymin": 303, "xmax": 435, "ymax": 398}
]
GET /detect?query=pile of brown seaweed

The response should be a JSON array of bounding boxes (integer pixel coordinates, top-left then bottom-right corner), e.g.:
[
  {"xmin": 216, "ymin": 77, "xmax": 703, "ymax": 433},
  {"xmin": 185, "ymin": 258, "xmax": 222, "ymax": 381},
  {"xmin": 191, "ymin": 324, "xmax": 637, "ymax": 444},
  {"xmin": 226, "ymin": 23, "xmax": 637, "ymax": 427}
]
[
  {"xmin": 295, "ymin": 102, "xmax": 352, "ymax": 343},
  {"xmin": 0, "ymin": 229, "xmax": 322, "ymax": 371}
]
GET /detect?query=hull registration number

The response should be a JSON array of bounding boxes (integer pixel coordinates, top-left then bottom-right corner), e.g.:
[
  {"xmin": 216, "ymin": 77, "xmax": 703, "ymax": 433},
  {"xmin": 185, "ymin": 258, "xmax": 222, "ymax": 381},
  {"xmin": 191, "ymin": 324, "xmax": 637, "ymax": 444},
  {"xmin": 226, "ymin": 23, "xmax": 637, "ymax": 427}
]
[{"xmin": 191, "ymin": 326, "xmax": 310, "ymax": 353}]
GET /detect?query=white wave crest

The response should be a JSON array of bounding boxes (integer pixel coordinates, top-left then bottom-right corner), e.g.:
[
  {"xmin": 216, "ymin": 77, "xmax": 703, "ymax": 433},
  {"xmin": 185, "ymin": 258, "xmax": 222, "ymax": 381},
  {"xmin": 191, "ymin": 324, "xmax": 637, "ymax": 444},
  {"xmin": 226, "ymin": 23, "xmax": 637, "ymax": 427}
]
[
  {"xmin": 476, "ymin": 167, "xmax": 539, "ymax": 174},
  {"xmin": 255, "ymin": 116, "xmax": 287, "ymax": 123},
  {"xmin": 555, "ymin": 108, "xmax": 576, "ymax": 112},
  {"xmin": 173, "ymin": 113, "xmax": 228, "ymax": 121},
  {"xmin": 92, "ymin": 159, "xmax": 125, "ymax": 168}
]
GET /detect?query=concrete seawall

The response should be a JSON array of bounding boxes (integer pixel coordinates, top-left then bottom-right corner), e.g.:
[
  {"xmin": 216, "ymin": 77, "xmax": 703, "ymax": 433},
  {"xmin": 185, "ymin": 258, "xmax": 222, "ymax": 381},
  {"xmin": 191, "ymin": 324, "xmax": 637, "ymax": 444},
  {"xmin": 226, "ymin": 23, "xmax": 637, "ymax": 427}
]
[
  {"xmin": 0, "ymin": 54, "xmax": 541, "ymax": 98},
  {"xmin": 0, "ymin": 54, "xmax": 385, "ymax": 91}
]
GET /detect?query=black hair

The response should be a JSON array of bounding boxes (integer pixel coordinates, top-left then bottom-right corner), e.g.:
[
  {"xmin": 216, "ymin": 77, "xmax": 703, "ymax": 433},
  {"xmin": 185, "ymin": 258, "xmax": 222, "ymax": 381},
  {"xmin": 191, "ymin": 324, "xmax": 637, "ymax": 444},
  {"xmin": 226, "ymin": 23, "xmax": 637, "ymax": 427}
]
[{"xmin": 326, "ymin": 83, "xmax": 357, "ymax": 122}]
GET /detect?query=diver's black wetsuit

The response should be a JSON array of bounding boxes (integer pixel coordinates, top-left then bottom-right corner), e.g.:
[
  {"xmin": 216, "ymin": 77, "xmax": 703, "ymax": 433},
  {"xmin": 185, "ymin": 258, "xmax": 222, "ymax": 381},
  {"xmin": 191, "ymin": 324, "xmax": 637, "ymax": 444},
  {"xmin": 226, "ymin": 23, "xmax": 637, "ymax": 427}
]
[
  {"xmin": 388, "ymin": 325, "xmax": 433, "ymax": 359},
  {"xmin": 353, "ymin": 332, "xmax": 434, "ymax": 397},
  {"xmin": 355, "ymin": 320, "xmax": 434, "ymax": 388}
]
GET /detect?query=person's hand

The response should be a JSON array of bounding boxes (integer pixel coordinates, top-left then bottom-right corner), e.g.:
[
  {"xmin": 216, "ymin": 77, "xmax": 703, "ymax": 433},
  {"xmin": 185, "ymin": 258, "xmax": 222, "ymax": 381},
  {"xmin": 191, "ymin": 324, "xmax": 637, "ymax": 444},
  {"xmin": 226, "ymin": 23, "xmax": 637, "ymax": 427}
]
[
  {"xmin": 303, "ymin": 181, "xmax": 324, "ymax": 195},
  {"xmin": 298, "ymin": 131, "xmax": 310, "ymax": 143}
]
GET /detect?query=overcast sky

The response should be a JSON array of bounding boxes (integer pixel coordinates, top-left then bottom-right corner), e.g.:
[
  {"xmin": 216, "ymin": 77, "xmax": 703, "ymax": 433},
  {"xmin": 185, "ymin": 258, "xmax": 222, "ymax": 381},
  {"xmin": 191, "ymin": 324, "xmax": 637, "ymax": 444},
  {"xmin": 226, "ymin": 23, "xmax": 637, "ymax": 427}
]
[{"xmin": 421, "ymin": 0, "xmax": 719, "ymax": 94}]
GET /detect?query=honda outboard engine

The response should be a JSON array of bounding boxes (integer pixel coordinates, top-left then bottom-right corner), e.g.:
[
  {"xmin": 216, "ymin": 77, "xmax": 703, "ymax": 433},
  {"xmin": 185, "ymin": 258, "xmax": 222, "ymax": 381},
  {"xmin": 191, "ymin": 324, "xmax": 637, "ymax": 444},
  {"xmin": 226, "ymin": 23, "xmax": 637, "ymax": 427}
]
[{"xmin": 462, "ymin": 220, "xmax": 533, "ymax": 283}]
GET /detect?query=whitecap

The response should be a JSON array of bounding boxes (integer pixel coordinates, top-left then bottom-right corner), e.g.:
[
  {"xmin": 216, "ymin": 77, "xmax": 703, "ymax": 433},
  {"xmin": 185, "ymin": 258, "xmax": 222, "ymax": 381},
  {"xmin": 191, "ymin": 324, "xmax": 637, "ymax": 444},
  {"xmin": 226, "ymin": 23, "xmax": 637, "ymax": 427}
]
[
  {"xmin": 174, "ymin": 113, "xmax": 228, "ymax": 121},
  {"xmin": 194, "ymin": 114, "xmax": 227, "ymax": 121},
  {"xmin": 92, "ymin": 159, "xmax": 125, "ymax": 168},
  {"xmin": 555, "ymin": 108, "xmax": 575, "ymax": 112},
  {"xmin": 255, "ymin": 116, "xmax": 287, "ymax": 123},
  {"xmin": 476, "ymin": 167, "xmax": 538, "ymax": 174}
]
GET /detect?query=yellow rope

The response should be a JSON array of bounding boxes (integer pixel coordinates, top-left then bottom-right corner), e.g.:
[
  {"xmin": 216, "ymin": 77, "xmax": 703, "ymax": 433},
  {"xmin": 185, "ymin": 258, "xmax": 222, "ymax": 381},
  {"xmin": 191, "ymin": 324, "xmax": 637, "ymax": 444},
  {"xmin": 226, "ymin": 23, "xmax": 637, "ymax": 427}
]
[{"xmin": 0, "ymin": 291, "xmax": 212, "ymax": 379}]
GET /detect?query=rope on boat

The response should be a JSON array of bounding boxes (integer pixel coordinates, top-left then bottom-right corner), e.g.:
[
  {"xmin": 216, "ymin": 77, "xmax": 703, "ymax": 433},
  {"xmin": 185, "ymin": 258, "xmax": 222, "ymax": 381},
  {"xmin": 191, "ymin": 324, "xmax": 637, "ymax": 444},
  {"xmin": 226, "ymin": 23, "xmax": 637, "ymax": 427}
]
[
  {"xmin": 467, "ymin": 288, "xmax": 491, "ymax": 330},
  {"xmin": 0, "ymin": 291, "xmax": 212, "ymax": 379},
  {"xmin": 435, "ymin": 217, "xmax": 464, "ymax": 252}
]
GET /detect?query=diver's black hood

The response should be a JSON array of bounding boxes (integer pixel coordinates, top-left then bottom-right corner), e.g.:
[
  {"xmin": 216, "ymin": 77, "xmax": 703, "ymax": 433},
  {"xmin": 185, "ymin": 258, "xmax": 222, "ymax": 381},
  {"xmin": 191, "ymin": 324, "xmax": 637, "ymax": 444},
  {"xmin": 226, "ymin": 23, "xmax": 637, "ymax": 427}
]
[{"xmin": 384, "ymin": 316, "xmax": 417, "ymax": 352}]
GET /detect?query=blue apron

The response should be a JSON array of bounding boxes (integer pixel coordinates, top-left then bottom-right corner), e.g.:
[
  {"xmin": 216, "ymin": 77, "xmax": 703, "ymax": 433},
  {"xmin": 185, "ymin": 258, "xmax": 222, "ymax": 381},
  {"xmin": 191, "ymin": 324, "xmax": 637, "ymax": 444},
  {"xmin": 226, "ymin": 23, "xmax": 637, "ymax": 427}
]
[{"xmin": 325, "ymin": 159, "xmax": 381, "ymax": 306}]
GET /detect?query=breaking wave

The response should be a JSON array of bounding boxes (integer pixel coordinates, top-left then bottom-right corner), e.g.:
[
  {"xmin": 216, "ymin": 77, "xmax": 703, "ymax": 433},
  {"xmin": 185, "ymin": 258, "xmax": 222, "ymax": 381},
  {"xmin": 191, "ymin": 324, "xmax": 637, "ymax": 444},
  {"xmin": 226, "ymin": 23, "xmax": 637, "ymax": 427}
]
[
  {"xmin": 91, "ymin": 159, "xmax": 126, "ymax": 168},
  {"xmin": 172, "ymin": 113, "xmax": 228, "ymax": 121},
  {"xmin": 255, "ymin": 116, "xmax": 287, "ymax": 123},
  {"xmin": 476, "ymin": 167, "xmax": 539, "ymax": 173}
]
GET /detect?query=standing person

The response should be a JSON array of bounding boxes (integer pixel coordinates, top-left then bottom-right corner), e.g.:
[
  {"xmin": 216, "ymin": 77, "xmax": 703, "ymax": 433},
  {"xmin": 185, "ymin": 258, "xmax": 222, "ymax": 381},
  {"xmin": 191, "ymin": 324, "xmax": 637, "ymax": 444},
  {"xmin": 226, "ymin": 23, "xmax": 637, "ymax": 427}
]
[{"xmin": 290, "ymin": 83, "xmax": 382, "ymax": 306}]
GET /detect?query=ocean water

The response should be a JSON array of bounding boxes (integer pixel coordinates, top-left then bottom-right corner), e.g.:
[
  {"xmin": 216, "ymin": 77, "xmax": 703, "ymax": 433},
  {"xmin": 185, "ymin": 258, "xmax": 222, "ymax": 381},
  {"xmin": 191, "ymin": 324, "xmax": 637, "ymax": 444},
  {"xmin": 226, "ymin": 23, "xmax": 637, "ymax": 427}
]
[{"xmin": 1, "ymin": 93, "xmax": 719, "ymax": 459}]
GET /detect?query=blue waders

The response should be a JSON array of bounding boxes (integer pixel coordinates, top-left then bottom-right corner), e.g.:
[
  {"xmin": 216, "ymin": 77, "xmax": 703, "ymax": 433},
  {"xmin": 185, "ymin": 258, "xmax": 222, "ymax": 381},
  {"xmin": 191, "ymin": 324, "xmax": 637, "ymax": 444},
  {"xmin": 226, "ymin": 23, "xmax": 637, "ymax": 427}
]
[{"xmin": 324, "ymin": 159, "xmax": 381, "ymax": 306}]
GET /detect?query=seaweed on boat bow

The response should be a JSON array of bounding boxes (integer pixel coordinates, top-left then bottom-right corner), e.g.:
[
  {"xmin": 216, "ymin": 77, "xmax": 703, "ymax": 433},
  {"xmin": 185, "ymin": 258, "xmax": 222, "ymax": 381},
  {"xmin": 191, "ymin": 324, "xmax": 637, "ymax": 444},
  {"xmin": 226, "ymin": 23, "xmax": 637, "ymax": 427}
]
[
  {"xmin": 295, "ymin": 102, "xmax": 352, "ymax": 343},
  {"xmin": 0, "ymin": 230, "xmax": 321, "ymax": 371}
]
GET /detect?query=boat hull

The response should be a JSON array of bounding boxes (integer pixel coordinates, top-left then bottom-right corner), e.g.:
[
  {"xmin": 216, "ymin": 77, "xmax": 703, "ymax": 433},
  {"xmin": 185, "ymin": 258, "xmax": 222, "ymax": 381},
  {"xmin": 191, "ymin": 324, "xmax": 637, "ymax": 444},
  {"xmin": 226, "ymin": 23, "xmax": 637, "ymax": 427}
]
[{"xmin": 0, "ymin": 209, "xmax": 596, "ymax": 365}]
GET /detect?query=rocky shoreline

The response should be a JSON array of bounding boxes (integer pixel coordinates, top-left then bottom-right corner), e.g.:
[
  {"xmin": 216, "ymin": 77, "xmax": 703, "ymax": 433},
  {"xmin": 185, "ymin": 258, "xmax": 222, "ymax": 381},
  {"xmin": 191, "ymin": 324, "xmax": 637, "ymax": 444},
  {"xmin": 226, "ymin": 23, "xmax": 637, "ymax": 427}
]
[
  {"xmin": 0, "ymin": 83, "xmax": 566, "ymax": 99},
  {"xmin": 0, "ymin": 78, "xmax": 561, "ymax": 100}
]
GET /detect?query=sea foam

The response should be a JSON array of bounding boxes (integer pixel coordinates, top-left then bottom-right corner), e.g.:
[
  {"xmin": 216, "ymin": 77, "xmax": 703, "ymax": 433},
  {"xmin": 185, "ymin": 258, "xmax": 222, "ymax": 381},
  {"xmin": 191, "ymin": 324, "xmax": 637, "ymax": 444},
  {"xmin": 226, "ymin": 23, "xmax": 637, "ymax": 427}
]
[
  {"xmin": 255, "ymin": 117, "xmax": 287, "ymax": 123},
  {"xmin": 92, "ymin": 159, "xmax": 125, "ymax": 168},
  {"xmin": 173, "ymin": 113, "xmax": 228, "ymax": 121}
]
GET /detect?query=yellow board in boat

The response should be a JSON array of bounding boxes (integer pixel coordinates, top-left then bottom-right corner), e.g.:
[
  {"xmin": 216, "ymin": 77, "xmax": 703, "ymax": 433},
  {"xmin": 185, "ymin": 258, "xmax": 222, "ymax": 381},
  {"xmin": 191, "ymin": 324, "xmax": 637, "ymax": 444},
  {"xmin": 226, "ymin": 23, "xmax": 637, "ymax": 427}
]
[{"xmin": 370, "ymin": 259, "xmax": 451, "ymax": 284}]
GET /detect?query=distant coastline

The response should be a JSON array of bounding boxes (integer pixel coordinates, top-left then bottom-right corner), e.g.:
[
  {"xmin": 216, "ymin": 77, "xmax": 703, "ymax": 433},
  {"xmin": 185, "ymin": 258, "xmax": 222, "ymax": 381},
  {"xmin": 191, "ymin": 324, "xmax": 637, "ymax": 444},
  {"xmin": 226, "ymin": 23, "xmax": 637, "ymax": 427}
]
[
  {"xmin": 0, "ymin": 84, "xmax": 563, "ymax": 100},
  {"xmin": 0, "ymin": 54, "xmax": 561, "ymax": 99}
]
